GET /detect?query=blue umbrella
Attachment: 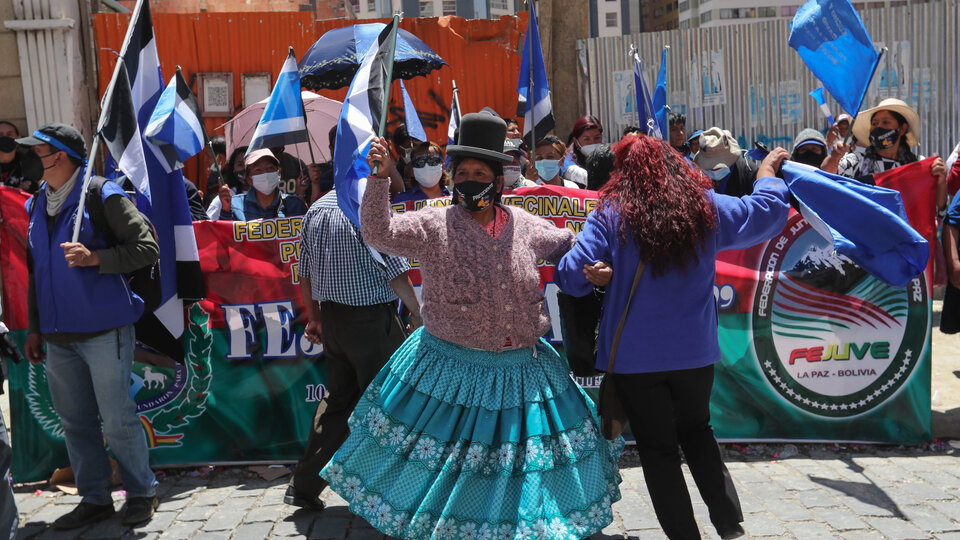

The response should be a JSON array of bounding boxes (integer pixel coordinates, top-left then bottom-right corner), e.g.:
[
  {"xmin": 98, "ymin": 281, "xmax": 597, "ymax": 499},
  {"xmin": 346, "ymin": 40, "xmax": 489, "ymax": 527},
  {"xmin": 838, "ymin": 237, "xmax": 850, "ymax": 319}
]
[{"xmin": 298, "ymin": 23, "xmax": 447, "ymax": 90}]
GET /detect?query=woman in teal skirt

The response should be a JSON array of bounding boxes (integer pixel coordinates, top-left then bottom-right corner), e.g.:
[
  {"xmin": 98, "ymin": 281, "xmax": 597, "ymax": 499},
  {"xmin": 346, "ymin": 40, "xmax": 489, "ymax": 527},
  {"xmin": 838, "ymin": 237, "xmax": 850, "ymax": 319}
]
[{"xmin": 320, "ymin": 113, "xmax": 623, "ymax": 539}]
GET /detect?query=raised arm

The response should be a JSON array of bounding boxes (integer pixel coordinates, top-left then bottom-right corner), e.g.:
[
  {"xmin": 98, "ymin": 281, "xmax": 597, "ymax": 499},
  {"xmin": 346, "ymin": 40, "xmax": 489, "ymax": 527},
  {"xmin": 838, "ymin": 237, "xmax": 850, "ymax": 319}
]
[
  {"xmin": 714, "ymin": 148, "xmax": 791, "ymax": 251},
  {"xmin": 360, "ymin": 137, "xmax": 434, "ymax": 258}
]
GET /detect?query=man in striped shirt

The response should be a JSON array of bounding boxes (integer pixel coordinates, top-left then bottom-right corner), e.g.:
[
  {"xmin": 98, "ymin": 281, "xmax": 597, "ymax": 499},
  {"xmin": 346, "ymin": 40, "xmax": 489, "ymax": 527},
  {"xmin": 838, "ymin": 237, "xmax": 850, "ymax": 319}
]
[{"xmin": 284, "ymin": 190, "xmax": 421, "ymax": 511}]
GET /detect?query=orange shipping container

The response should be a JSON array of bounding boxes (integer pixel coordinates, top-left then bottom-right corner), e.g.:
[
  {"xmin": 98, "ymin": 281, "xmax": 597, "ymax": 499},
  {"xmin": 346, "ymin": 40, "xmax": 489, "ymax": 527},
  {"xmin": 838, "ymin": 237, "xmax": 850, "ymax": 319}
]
[{"xmin": 91, "ymin": 12, "xmax": 529, "ymax": 186}]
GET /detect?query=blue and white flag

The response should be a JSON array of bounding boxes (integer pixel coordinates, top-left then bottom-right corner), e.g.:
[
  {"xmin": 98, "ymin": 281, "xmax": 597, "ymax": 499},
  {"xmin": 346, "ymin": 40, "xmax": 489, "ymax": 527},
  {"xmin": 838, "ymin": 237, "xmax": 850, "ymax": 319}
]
[
  {"xmin": 399, "ymin": 80, "xmax": 427, "ymax": 142},
  {"xmin": 334, "ymin": 19, "xmax": 397, "ymax": 229},
  {"xmin": 145, "ymin": 69, "xmax": 205, "ymax": 173},
  {"xmin": 516, "ymin": 4, "xmax": 554, "ymax": 141},
  {"xmin": 248, "ymin": 49, "xmax": 308, "ymax": 154},
  {"xmin": 781, "ymin": 161, "xmax": 928, "ymax": 287},
  {"xmin": 447, "ymin": 90, "xmax": 460, "ymax": 146},
  {"xmin": 653, "ymin": 47, "xmax": 669, "ymax": 139},
  {"xmin": 789, "ymin": 0, "xmax": 881, "ymax": 115},
  {"xmin": 808, "ymin": 87, "xmax": 835, "ymax": 126},
  {"xmin": 98, "ymin": 0, "xmax": 203, "ymax": 356},
  {"xmin": 631, "ymin": 49, "xmax": 662, "ymax": 139}
]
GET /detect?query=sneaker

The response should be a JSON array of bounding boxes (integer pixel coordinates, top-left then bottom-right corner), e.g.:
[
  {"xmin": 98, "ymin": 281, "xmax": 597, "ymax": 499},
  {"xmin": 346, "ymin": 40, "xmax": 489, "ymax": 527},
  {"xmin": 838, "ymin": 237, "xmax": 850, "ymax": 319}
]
[
  {"xmin": 121, "ymin": 496, "xmax": 158, "ymax": 525},
  {"xmin": 52, "ymin": 502, "xmax": 115, "ymax": 529},
  {"xmin": 283, "ymin": 486, "xmax": 325, "ymax": 511}
]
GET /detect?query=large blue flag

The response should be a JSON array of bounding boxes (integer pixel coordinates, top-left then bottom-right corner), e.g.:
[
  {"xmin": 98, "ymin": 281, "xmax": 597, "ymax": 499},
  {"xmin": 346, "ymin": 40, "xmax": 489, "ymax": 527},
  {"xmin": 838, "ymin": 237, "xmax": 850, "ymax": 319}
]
[
  {"xmin": 399, "ymin": 80, "xmax": 427, "ymax": 142},
  {"xmin": 334, "ymin": 19, "xmax": 397, "ymax": 229},
  {"xmin": 788, "ymin": 0, "xmax": 880, "ymax": 115},
  {"xmin": 248, "ymin": 49, "xmax": 308, "ymax": 154},
  {"xmin": 97, "ymin": 0, "xmax": 203, "ymax": 356},
  {"xmin": 781, "ymin": 161, "xmax": 928, "ymax": 287},
  {"xmin": 145, "ymin": 69, "xmax": 205, "ymax": 173},
  {"xmin": 631, "ymin": 48, "xmax": 662, "ymax": 139},
  {"xmin": 516, "ymin": 4, "xmax": 554, "ymax": 141},
  {"xmin": 653, "ymin": 47, "xmax": 669, "ymax": 139}
]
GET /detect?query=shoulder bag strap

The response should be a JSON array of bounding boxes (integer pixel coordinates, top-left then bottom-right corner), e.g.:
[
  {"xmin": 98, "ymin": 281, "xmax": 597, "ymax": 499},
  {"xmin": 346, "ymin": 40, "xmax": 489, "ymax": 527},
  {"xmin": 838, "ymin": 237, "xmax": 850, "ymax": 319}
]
[{"xmin": 607, "ymin": 259, "xmax": 647, "ymax": 373}]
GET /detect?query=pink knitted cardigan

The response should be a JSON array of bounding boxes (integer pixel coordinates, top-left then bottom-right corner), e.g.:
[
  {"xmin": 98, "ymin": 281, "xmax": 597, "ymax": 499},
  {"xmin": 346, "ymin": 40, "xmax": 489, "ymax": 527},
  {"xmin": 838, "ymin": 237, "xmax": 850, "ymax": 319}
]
[{"xmin": 361, "ymin": 176, "xmax": 575, "ymax": 352}]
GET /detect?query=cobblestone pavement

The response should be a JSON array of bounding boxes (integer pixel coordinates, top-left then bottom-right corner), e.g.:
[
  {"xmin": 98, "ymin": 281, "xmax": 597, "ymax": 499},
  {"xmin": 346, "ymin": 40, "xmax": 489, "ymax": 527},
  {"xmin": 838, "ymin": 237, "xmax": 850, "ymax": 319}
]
[{"xmin": 9, "ymin": 442, "xmax": 960, "ymax": 540}]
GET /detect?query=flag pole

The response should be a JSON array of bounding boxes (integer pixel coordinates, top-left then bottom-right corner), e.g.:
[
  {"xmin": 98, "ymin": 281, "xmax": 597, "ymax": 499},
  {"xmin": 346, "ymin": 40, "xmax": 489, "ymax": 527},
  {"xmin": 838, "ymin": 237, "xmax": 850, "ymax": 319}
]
[
  {"xmin": 451, "ymin": 79, "xmax": 462, "ymax": 123},
  {"xmin": 72, "ymin": 0, "xmax": 148, "ymax": 242},
  {"xmin": 179, "ymin": 65, "xmax": 227, "ymax": 192},
  {"xmin": 371, "ymin": 12, "xmax": 401, "ymax": 177},
  {"xmin": 291, "ymin": 46, "xmax": 318, "ymax": 166},
  {"xmin": 526, "ymin": 0, "xmax": 536, "ymax": 155}
]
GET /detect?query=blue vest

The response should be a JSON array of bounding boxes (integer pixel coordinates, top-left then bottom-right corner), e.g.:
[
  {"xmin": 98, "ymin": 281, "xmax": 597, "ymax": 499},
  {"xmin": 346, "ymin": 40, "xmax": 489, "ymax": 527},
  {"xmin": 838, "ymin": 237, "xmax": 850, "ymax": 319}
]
[{"xmin": 27, "ymin": 173, "xmax": 144, "ymax": 334}]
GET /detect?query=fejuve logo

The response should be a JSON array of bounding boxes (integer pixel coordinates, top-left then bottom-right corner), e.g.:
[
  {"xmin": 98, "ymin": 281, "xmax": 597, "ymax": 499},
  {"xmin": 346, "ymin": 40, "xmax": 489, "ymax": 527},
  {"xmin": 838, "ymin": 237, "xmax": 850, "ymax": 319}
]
[
  {"xmin": 751, "ymin": 214, "xmax": 927, "ymax": 418},
  {"xmin": 27, "ymin": 304, "xmax": 214, "ymax": 446}
]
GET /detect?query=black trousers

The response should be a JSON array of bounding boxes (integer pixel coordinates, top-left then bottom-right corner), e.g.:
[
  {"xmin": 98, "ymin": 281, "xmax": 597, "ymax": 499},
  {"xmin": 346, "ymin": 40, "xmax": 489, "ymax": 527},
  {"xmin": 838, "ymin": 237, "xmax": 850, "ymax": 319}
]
[
  {"xmin": 290, "ymin": 300, "xmax": 406, "ymax": 497},
  {"xmin": 612, "ymin": 364, "xmax": 742, "ymax": 540}
]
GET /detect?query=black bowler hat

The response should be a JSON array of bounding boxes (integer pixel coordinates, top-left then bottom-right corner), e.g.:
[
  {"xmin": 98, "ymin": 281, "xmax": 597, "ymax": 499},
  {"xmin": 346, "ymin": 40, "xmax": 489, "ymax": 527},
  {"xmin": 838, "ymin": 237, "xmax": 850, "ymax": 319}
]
[
  {"xmin": 446, "ymin": 113, "xmax": 512, "ymax": 164},
  {"xmin": 16, "ymin": 122, "xmax": 87, "ymax": 161}
]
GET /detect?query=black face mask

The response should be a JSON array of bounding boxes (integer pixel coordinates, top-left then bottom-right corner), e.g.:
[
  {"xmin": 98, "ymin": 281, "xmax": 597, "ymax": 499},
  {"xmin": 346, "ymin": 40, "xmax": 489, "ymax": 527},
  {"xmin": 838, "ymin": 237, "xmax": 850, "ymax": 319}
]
[
  {"xmin": 0, "ymin": 137, "xmax": 16, "ymax": 153},
  {"xmin": 869, "ymin": 127, "xmax": 900, "ymax": 149},
  {"xmin": 793, "ymin": 149, "xmax": 825, "ymax": 167},
  {"xmin": 454, "ymin": 180, "xmax": 497, "ymax": 212}
]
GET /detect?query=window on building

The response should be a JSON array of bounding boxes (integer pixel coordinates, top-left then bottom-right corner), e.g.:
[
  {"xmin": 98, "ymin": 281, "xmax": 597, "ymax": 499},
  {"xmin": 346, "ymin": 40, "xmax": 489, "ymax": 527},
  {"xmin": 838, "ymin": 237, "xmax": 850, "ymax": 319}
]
[
  {"xmin": 490, "ymin": 0, "xmax": 508, "ymax": 9},
  {"xmin": 655, "ymin": 7, "xmax": 664, "ymax": 16},
  {"xmin": 679, "ymin": 1, "xmax": 689, "ymax": 11},
  {"xmin": 691, "ymin": 0, "xmax": 700, "ymax": 9},
  {"xmin": 420, "ymin": 1, "xmax": 434, "ymax": 14},
  {"xmin": 781, "ymin": 5, "xmax": 799, "ymax": 16},
  {"xmin": 367, "ymin": 0, "xmax": 376, "ymax": 11},
  {"xmin": 680, "ymin": 19, "xmax": 690, "ymax": 28},
  {"xmin": 442, "ymin": 0, "xmax": 456, "ymax": 14},
  {"xmin": 606, "ymin": 12, "xmax": 618, "ymax": 26},
  {"xmin": 756, "ymin": 6, "xmax": 775, "ymax": 16},
  {"xmin": 700, "ymin": 9, "xmax": 712, "ymax": 22}
]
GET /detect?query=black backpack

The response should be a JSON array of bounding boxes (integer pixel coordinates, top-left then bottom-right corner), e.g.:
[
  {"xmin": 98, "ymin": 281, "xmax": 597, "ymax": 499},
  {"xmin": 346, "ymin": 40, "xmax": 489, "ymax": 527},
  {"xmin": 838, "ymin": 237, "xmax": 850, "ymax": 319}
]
[{"xmin": 84, "ymin": 177, "xmax": 163, "ymax": 313}]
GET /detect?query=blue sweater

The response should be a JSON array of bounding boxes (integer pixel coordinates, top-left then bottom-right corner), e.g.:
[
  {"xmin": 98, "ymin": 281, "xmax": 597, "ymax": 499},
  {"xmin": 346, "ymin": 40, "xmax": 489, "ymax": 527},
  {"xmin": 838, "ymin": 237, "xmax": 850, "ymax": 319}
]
[{"xmin": 555, "ymin": 176, "xmax": 790, "ymax": 374}]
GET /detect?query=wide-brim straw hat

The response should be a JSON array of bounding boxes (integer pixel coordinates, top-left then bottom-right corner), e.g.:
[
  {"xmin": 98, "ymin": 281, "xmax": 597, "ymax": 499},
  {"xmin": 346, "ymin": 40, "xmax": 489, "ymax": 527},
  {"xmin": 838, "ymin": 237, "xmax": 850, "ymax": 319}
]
[{"xmin": 852, "ymin": 98, "xmax": 920, "ymax": 147}]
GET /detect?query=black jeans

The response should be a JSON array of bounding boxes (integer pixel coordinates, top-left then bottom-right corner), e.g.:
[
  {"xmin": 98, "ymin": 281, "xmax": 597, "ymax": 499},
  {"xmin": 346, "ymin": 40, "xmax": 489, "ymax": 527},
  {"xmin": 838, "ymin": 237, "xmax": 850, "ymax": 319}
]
[
  {"xmin": 290, "ymin": 300, "xmax": 406, "ymax": 497},
  {"xmin": 612, "ymin": 364, "xmax": 742, "ymax": 539}
]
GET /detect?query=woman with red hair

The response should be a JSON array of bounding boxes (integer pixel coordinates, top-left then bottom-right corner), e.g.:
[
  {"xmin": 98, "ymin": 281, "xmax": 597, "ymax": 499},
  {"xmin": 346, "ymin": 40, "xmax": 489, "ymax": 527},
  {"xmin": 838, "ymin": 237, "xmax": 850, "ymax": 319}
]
[
  {"xmin": 562, "ymin": 115, "xmax": 604, "ymax": 187},
  {"xmin": 556, "ymin": 135, "xmax": 791, "ymax": 539}
]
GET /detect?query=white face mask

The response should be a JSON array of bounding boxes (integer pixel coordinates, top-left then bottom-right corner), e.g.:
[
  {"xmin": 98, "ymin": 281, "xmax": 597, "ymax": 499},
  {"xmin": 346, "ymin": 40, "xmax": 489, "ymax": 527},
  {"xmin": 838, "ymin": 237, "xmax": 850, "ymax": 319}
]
[
  {"xmin": 413, "ymin": 164, "xmax": 443, "ymax": 188},
  {"xmin": 251, "ymin": 171, "xmax": 280, "ymax": 195},
  {"xmin": 580, "ymin": 143, "xmax": 602, "ymax": 158},
  {"xmin": 503, "ymin": 165, "xmax": 522, "ymax": 188}
]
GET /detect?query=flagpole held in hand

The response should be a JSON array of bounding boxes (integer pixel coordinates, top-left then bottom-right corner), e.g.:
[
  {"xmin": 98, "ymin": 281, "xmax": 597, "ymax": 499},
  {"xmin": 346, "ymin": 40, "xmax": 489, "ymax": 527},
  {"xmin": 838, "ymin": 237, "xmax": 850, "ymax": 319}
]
[
  {"xmin": 371, "ymin": 12, "xmax": 401, "ymax": 178},
  {"xmin": 526, "ymin": 0, "xmax": 536, "ymax": 154},
  {"xmin": 451, "ymin": 79, "xmax": 462, "ymax": 123}
]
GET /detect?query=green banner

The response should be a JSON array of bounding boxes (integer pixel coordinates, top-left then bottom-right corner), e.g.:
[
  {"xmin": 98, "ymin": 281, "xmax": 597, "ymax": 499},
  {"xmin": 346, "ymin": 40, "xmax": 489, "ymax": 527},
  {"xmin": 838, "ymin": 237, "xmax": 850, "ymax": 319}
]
[{"xmin": 2, "ymin": 185, "xmax": 931, "ymax": 482}]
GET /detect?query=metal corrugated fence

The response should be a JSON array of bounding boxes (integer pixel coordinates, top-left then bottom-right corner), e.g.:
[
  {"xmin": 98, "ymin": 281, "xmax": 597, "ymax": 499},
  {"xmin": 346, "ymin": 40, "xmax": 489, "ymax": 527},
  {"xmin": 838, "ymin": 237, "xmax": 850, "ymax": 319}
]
[
  {"xmin": 91, "ymin": 13, "xmax": 528, "ymax": 181},
  {"xmin": 579, "ymin": 0, "xmax": 959, "ymax": 156}
]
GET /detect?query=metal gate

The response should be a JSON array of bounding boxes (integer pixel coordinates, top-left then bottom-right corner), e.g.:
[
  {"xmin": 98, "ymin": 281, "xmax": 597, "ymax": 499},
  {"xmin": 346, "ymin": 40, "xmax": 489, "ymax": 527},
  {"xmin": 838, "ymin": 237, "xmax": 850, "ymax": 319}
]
[{"xmin": 578, "ymin": 0, "xmax": 959, "ymax": 157}]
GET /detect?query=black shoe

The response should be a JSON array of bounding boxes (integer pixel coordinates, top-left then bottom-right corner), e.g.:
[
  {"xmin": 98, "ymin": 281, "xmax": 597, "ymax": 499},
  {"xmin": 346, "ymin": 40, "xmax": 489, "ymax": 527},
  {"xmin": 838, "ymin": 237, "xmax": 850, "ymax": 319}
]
[
  {"xmin": 718, "ymin": 524, "xmax": 745, "ymax": 539},
  {"xmin": 121, "ymin": 496, "xmax": 158, "ymax": 525},
  {"xmin": 52, "ymin": 502, "xmax": 116, "ymax": 529},
  {"xmin": 283, "ymin": 486, "xmax": 325, "ymax": 511}
]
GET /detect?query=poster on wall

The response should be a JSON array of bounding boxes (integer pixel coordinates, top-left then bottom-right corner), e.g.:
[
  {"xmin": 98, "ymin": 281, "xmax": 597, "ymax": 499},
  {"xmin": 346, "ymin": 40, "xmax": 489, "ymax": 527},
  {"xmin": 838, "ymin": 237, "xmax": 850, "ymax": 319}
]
[
  {"xmin": 777, "ymin": 80, "xmax": 803, "ymax": 125},
  {"xmin": 612, "ymin": 69, "xmax": 637, "ymax": 136},
  {"xmin": 702, "ymin": 49, "xmax": 727, "ymax": 106}
]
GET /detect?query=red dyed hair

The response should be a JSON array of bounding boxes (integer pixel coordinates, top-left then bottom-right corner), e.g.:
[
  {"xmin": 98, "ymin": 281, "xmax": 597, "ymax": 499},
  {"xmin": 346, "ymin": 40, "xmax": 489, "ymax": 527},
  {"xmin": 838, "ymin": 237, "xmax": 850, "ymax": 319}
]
[{"xmin": 599, "ymin": 134, "xmax": 716, "ymax": 276}]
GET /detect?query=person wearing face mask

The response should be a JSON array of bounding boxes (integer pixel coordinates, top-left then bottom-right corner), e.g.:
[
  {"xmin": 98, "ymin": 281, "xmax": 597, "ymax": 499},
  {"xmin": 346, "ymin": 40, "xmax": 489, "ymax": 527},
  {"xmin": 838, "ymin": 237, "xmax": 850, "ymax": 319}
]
[
  {"xmin": 18, "ymin": 123, "xmax": 161, "ymax": 528},
  {"xmin": 391, "ymin": 124, "xmax": 417, "ymax": 188},
  {"xmin": 218, "ymin": 149, "xmax": 307, "ymax": 221},
  {"xmin": 502, "ymin": 138, "xmax": 536, "ymax": 189},
  {"xmin": 562, "ymin": 115, "xmax": 604, "ymax": 187},
  {"xmin": 694, "ymin": 128, "xmax": 759, "ymax": 198},
  {"xmin": 392, "ymin": 141, "xmax": 451, "ymax": 203},
  {"xmin": 536, "ymin": 136, "xmax": 582, "ymax": 188},
  {"xmin": 834, "ymin": 98, "xmax": 947, "ymax": 213},
  {"xmin": 319, "ymin": 113, "xmax": 624, "ymax": 539},
  {"xmin": 0, "ymin": 120, "xmax": 41, "ymax": 193},
  {"xmin": 206, "ymin": 146, "xmax": 247, "ymax": 220},
  {"xmin": 790, "ymin": 128, "xmax": 829, "ymax": 169}
]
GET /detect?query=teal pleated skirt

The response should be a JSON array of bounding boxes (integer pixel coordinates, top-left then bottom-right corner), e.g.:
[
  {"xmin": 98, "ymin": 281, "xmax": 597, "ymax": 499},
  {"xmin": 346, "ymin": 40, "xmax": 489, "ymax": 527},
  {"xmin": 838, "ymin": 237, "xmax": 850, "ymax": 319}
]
[{"xmin": 320, "ymin": 328, "xmax": 624, "ymax": 540}]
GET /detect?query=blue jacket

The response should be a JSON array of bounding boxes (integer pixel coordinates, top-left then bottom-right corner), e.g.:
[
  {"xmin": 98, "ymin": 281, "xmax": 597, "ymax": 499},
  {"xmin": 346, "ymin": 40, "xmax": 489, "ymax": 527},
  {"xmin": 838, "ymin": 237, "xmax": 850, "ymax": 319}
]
[
  {"xmin": 221, "ymin": 191, "xmax": 307, "ymax": 221},
  {"xmin": 28, "ymin": 176, "xmax": 144, "ymax": 334},
  {"xmin": 555, "ymin": 177, "xmax": 790, "ymax": 373}
]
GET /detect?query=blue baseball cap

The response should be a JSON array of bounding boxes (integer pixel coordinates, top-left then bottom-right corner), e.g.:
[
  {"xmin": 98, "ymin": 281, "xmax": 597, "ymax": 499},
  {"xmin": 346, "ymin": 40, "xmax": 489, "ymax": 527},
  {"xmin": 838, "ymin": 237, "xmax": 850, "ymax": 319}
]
[{"xmin": 15, "ymin": 122, "xmax": 86, "ymax": 160}]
